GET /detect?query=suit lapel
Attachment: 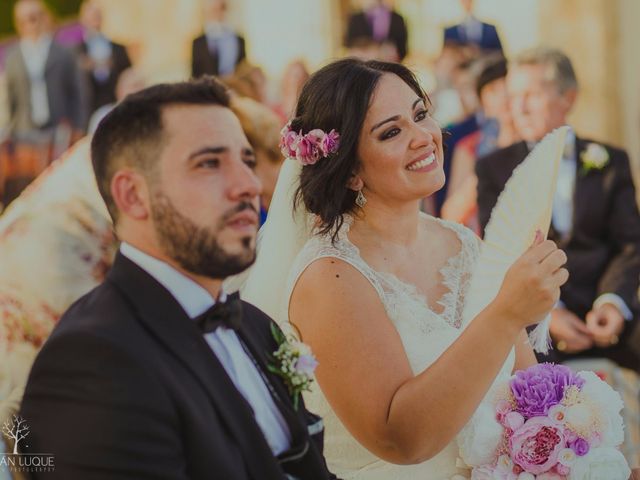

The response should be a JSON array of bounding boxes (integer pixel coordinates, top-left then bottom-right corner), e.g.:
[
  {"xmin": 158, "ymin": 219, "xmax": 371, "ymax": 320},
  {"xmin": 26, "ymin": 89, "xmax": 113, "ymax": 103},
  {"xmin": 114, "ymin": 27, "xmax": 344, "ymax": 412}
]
[
  {"xmin": 570, "ymin": 137, "xmax": 597, "ymax": 243},
  {"xmin": 106, "ymin": 253, "xmax": 283, "ymax": 479},
  {"xmin": 14, "ymin": 46, "xmax": 29, "ymax": 81},
  {"xmin": 198, "ymin": 35, "xmax": 219, "ymax": 75},
  {"xmin": 504, "ymin": 141, "xmax": 530, "ymax": 184},
  {"xmin": 44, "ymin": 42, "xmax": 59, "ymax": 75},
  {"xmin": 235, "ymin": 319, "xmax": 309, "ymax": 460}
]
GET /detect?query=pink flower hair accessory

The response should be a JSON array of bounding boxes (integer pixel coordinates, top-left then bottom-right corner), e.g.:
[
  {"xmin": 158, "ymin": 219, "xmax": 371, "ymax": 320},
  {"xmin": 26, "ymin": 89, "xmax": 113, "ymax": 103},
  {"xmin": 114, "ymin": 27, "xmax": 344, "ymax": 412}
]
[{"xmin": 279, "ymin": 122, "xmax": 340, "ymax": 166}]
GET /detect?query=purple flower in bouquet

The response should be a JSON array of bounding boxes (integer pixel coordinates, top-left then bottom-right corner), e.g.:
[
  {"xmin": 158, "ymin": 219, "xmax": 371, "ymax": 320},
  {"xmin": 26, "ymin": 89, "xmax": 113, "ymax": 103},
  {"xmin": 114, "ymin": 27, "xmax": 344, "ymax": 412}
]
[
  {"xmin": 569, "ymin": 437, "xmax": 590, "ymax": 457},
  {"xmin": 510, "ymin": 363, "xmax": 584, "ymax": 418}
]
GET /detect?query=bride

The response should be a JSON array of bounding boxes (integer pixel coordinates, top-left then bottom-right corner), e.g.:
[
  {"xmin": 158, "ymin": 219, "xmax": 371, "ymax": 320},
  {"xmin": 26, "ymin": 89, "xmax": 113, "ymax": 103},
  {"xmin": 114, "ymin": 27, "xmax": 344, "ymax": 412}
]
[{"xmin": 241, "ymin": 58, "xmax": 568, "ymax": 479}]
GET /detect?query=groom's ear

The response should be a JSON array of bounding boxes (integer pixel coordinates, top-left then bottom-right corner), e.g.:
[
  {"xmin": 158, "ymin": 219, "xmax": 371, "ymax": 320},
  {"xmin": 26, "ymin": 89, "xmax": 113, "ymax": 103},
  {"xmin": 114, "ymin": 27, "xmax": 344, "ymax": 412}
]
[
  {"xmin": 347, "ymin": 174, "xmax": 363, "ymax": 192},
  {"xmin": 111, "ymin": 169, "xmax": 151, "ymax": 222}
]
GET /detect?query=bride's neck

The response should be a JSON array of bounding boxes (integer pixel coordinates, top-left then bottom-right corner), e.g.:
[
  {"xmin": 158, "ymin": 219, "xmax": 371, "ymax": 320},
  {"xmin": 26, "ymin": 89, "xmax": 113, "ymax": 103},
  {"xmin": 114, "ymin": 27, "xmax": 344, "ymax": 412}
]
[{"xmin": 350, "ymin": 200, "xmax": 423, "ymax": 248}]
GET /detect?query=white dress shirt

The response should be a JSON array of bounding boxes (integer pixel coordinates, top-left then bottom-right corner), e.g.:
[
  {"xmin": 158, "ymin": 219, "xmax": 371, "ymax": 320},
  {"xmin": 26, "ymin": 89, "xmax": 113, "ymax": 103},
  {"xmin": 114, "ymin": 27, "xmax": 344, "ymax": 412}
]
[
  {"xmin": 20, "ymin": 35, "xmax": 52, "ymax": 126},
  {"xmin": 549, "ymin": 130, "xmax": 632, "ymax": 320},
  {"xmin": 461, "ymin": 15, "xmax": 483, "ymax": 44},
  {"xmin": 85, "ymin": 33, "xmax": 113, "ymax": 82},
  {"xmin": 204, "ymin": 22, "xmax": 240, "ymax": 76},
  {"xmin": 120, "ymin": 242, "xmax": 292, "ymax": 454}
]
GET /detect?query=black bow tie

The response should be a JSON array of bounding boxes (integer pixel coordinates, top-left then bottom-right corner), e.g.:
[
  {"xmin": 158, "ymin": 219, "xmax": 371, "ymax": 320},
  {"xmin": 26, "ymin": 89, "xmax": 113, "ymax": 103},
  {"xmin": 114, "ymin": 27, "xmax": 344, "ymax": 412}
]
[{"xmin": 196, "ymin": 292, "xmax": 243, "ymax": 333}]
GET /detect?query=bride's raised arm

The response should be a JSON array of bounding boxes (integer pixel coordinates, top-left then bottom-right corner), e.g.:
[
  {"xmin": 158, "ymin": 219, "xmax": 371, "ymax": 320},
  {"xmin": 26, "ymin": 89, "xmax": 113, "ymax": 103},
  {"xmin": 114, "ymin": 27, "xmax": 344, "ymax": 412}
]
[{"xmin": 289, "ymin": 236, "xmax": 567, "ymax": 465}]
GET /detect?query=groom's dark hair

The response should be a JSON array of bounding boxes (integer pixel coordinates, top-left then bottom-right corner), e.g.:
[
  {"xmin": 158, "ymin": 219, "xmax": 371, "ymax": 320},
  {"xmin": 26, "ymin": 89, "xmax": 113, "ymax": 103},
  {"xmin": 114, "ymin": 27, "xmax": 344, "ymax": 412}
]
[
  {"xmin": 91, "ymin": 76, "xmax": 230, "ymax": 223},
  {"xmin": 291, "ymin": 58, "xmax": 430, "ymax": 243}
]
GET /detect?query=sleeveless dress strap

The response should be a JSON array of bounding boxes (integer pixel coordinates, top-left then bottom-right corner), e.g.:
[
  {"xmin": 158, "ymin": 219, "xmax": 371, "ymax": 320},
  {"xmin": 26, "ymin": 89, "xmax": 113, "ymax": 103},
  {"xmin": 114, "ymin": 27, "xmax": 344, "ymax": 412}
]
[{"xmin": 283, "ymin": 233, "xmax": 387, "ymax": 331}]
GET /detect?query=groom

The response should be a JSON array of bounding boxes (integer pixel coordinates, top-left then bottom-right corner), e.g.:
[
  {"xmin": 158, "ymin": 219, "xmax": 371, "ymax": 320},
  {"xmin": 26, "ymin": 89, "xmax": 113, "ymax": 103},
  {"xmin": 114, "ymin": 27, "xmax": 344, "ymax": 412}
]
[{"xmin": 19, "ymin": 78, "xmax": 335, "ymax": 479}]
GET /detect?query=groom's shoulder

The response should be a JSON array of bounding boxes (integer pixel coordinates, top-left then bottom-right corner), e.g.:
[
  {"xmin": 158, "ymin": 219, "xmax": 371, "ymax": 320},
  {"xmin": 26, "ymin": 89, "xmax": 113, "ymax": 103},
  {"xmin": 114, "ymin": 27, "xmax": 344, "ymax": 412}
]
[
  {"xmin": 52, "ymin": 279, "xmax": 135, "ymax": 338},
  {"xmin": 39, "ymin": 280, "xmax": 150, "ymax": 370}
]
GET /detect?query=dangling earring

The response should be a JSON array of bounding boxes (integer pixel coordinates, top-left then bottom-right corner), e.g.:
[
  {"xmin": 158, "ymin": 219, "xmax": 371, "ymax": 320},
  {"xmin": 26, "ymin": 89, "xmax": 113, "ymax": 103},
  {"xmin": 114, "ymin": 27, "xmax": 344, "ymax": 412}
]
[{"xmin": 355, "ymin": 189, "xmax": 367, "ymax": 208}]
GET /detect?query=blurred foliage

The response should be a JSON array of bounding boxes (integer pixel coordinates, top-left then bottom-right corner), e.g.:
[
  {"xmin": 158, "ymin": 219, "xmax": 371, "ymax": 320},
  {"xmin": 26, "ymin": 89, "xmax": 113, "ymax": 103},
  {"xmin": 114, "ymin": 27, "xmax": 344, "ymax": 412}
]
[{"xmin": 0, "ymin": 0, "xmax": 83, "ymax": 39}]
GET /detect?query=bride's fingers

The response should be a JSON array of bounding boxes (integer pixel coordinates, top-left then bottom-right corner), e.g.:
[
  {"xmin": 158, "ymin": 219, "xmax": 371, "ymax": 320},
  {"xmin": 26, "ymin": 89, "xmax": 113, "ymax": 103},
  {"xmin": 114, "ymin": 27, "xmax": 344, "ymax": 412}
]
[
  {"xmin": 526, "ymin": 239, "xmax": 559, "ymax": 263},
  {"xmin": 540, "ymin": 249, "xmax": 568, "ymax": 274},
  {"xmin": 526, "ymin": 229, "xmax": 544, "ymax": 251},
  {"xmin": 550, "ymin": 267, "xmax": 569, "ymax": 287}
]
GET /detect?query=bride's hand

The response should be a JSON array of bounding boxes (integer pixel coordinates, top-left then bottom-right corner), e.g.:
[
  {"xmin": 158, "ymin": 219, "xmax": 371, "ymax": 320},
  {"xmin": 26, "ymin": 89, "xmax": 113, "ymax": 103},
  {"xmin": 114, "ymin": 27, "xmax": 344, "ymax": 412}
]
[{"xmin": 492, "ymin": 232, "xmax": 569, "ymax": 329}]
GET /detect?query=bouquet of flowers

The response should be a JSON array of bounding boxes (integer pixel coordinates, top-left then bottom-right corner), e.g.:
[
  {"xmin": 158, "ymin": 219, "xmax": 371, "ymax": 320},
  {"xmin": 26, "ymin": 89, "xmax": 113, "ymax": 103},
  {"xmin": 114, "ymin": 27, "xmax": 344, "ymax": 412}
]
[{"xmin": 458, "ymin": 363, "xmax": 631, "ymax": 479}]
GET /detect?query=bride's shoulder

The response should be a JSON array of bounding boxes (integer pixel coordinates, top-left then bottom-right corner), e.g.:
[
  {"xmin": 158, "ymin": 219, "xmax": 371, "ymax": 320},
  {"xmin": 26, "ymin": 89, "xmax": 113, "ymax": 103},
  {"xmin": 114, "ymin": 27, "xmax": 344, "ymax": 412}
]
[
  {"xmin": 291, "ymin": 229, "xmax": 384, "ymax": 300},
  {"xmin": 290, "ymin": 242, "xmax": 383, "ymax": 308}
]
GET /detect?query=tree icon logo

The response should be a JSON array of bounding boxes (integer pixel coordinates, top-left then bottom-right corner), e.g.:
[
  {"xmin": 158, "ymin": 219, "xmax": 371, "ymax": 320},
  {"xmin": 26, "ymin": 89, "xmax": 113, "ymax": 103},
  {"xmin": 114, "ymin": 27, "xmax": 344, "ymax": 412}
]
[{"xmin": 2, "ymin": 415, "xmax": 30, "ymax": 455}]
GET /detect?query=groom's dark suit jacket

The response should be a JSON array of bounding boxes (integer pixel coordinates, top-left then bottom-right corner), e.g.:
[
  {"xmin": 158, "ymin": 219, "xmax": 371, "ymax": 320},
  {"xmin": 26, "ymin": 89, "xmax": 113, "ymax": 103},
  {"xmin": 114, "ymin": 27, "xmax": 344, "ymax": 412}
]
[
  {"xmin": 20, "ymin": 253, "xmax": 335, "ymax": 479},
  {"xmin": 476, "ymin": 137, "xmax": 640, "ymax": 371}
]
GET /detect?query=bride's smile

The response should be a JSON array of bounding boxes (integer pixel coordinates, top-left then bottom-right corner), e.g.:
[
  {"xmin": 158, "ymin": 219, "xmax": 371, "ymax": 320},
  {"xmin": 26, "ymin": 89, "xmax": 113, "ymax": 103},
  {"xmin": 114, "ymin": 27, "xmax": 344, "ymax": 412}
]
[{"xmin": 405, "ymin": 151, "xmax": 437, "ymax": 172}]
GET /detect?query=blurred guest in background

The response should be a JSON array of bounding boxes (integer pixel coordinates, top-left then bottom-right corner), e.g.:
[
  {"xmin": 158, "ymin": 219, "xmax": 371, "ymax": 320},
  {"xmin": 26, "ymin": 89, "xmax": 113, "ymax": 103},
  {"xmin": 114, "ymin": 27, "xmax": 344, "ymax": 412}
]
[
  {"xmin": 191, "ymin": 0, "xmax": 246, "ymax": 78},
  {"xmin": 431, "ymin": 43, "xmax": 475, "ymax": 126},
  {"xmin": 4, "ymin": 0, "xmax": 88, "ymax": 204},
  {"xmin": 88, "ymin": 67, "xmax": 146, "ymax": 135},
  {"xmin": 231, "ymin": 95, "xmax": 284, "ymax": 221},
  {"xmin": 443, "ymin": 0, "xmax": 503, "ymax": 53},
  {"xmin": 78, "ymin": 0, "xmax": 132, "ymax": 116},
  {"xmin": 345, "ymin": 0, "xmax": 408, "ymax": 62},
  {"xmin": 434, "ymin": 57, "xmax": 482, "ymax": 214},
  {"xmin": 442, "ymin": 55, "xmax": 518, "ymax": 231},
  {"xmin": 273, "ymin": 59, "xmax": 310, "ymax": 122},
  {"xmin": 477, "ymin": 47, "xmax": 640, "ymax": 373},
  {"xmin": 221, "ymin": 61, "xmax": 268, "ymax": 105},
  {"xmin": 477, "ymin": 46, "xmax": 640, "ymax": 462}
]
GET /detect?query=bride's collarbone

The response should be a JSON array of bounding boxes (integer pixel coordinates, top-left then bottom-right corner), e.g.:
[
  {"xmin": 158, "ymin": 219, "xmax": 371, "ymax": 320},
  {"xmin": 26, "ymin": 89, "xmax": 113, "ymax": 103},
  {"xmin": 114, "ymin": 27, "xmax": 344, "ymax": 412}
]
[{"xmin": 350, "ymin": 222, "xmax": 462, "ymax": 302}]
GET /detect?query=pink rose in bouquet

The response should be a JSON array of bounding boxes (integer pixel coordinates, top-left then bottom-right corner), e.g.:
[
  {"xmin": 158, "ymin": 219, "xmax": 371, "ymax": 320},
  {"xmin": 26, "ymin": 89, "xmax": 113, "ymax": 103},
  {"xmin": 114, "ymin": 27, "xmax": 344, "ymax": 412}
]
[{"xmin": 509, "ymin": 417, "xmax": 564, "ymax": 474}]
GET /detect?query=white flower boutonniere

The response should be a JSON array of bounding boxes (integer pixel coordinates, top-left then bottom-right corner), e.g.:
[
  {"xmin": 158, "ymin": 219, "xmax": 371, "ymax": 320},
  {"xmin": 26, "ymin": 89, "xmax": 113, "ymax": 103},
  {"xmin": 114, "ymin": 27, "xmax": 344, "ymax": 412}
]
[
  {"xmin": 580, "ymin": 143, "xmax": 609, "ymax": 175},
  {"xmin": 267, "ymin": 324, "xmax": 318, "ymax": 410}
]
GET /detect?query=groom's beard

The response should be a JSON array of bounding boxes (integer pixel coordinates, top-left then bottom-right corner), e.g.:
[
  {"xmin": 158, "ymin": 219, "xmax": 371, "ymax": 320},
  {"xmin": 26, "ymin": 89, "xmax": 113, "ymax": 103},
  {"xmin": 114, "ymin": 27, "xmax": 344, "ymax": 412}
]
[{"xmin": 150, "ymin": 191, "xmax": 257, "ymax": 280}]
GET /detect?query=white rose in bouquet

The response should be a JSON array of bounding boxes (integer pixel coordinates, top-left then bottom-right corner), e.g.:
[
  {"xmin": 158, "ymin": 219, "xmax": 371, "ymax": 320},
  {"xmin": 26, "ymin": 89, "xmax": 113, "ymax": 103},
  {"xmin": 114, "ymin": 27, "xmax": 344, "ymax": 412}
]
[{"xmin": 568, "ymin": 447, "xmax": 630, "ymax": 480}]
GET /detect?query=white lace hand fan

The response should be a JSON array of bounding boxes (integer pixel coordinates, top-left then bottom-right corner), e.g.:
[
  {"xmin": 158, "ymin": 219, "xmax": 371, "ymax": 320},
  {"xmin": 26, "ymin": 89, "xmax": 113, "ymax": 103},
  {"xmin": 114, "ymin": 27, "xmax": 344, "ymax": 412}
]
[{"xmin": 462, "ymin": 126, "xmax": 570, "ymax": 353}]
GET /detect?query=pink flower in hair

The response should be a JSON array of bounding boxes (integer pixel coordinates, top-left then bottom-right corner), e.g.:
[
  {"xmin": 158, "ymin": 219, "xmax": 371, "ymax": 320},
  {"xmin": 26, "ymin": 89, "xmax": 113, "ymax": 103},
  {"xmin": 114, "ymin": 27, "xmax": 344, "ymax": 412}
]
[
  {"xmin": 307, "ymin": 129, "xmax": 325, "ymax": 141},
  {"xmin": 279, "ymin": 125, "xmax": 299, "ymax": 159},
  {"xmin": 320, "ymin": 129, "xmax": 340, "ymax": 157},
  {"xmin": 279, "ymin": 122, "xmax": 340, "ymax": 165},
  {"xmin": 295, "ymin": 136, "xmax": 321, "ymax": 165}
]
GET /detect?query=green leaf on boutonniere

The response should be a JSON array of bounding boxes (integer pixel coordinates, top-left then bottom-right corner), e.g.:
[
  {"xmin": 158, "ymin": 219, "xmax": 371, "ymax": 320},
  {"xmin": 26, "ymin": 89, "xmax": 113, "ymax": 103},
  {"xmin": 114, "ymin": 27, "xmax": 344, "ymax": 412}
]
[{"xmin": 270, "ymin": 322, "xmax": 286, "ymax": 345}]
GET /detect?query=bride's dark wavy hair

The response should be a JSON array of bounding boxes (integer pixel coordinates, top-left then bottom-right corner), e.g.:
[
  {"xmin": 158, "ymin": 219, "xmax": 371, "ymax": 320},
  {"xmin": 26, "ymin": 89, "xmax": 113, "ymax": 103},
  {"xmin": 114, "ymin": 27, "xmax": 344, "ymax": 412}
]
[{"xmin": 292, "ymin": 58, "xmax": 429, "ymax": 242}]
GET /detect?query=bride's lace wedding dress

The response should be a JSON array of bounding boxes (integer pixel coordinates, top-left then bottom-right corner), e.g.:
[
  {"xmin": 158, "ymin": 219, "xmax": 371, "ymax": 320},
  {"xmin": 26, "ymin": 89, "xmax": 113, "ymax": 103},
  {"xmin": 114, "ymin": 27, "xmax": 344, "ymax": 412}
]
[{"xmin": 284, "ymin": 215, "xmax": 516, "ymax": 480}]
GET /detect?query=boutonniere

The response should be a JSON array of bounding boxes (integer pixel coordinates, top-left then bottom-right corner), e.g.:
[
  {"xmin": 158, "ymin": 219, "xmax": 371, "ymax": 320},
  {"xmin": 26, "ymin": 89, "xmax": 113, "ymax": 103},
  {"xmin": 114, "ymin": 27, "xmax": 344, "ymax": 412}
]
[
  {"xmin": 267, "ymin": 323, "xmax": 318, "ymax": 410},
  {"xmin": 580, "ymin": 143, "xmax": 609, "ymax": 175}
]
